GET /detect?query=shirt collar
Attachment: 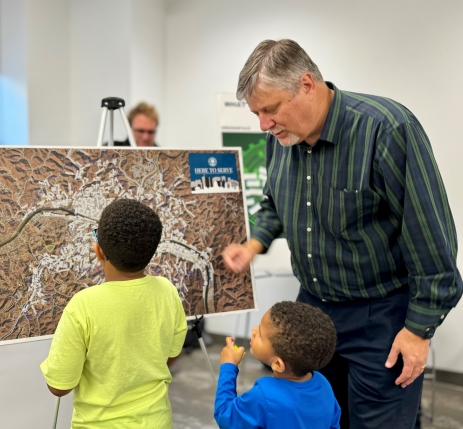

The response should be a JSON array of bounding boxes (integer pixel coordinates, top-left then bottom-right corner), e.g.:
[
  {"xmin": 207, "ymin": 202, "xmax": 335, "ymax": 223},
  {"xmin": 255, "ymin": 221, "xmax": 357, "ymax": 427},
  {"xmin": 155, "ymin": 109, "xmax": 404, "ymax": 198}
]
[{"xmin": 317, "ymin": 82, "xmax": 346, "ymax": 145}]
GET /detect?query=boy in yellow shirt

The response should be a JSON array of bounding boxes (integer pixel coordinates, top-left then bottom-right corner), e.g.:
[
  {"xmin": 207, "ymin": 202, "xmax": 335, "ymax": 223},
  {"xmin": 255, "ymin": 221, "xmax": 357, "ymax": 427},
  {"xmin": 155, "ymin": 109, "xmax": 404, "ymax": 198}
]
[{"xmin": 40, "ymin": 199, "xmax": 187, "ymax": 428}]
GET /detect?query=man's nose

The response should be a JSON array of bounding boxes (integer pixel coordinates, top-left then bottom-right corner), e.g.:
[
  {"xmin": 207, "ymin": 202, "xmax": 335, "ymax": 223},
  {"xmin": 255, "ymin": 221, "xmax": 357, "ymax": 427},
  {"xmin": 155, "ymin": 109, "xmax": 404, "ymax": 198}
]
[{"xmin": 259, "ymin": 115, "xmax": 274, "ymax": 132}]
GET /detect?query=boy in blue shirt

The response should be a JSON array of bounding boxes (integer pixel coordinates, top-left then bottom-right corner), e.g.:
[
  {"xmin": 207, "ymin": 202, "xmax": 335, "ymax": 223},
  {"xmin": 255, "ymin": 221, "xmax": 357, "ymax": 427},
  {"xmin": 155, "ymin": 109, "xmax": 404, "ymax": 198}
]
[{"xmin": 214, "ymin": 301, "xmax": 340, "ymax": 429}]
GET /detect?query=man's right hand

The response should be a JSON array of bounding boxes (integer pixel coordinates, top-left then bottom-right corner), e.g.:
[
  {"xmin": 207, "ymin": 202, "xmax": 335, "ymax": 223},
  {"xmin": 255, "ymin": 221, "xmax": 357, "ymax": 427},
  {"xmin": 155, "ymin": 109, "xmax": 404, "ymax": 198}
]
[{"xmin": 222, "ymin": 239, "xmax": 264, "ymax": 273}]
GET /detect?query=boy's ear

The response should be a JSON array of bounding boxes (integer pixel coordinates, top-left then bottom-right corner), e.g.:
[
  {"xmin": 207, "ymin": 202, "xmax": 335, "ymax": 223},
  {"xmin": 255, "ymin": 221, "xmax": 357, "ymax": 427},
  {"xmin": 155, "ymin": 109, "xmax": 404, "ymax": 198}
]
[
  {"xmin": 271, "ymin": 357, "xmax": 286, "ymax": 374},
  {"xmin": 93, "ymin": 242, "xmax": 106, "ymax": 262}
]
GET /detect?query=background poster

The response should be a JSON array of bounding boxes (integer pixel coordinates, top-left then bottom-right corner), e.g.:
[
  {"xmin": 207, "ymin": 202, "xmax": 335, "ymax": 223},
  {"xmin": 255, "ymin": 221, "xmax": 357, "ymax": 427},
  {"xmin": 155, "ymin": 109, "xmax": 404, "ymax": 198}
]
[
  {"xmin": 0, "ymin": 147, "xmax": 254, "ymax": 343},
  {"xmin": 217, "ymin": 93, "xmax": 268, "ymax": 231}
]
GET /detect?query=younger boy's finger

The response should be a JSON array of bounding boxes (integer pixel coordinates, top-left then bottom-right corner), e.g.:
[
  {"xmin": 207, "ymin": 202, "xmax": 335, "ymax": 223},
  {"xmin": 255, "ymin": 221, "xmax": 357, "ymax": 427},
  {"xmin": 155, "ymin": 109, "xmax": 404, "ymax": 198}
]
[{"xmin": 225, "ymin": 336, "xmax": 234, "ymax": 347}]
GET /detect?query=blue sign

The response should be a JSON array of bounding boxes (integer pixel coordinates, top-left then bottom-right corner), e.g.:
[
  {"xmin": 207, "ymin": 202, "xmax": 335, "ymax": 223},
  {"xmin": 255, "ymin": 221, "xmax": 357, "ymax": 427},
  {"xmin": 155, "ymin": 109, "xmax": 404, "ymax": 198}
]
[{"xmin": 189, "ymin": 152, "xmax": 240, "ymax": 194}]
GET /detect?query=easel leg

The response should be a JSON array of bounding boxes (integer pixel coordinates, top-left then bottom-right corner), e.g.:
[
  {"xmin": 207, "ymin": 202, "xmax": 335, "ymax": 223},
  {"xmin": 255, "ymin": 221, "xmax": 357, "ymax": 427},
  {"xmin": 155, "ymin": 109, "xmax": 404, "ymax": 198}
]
[
  {"xmin": 233, "ymin": 314, "xmax": 241, "ymax": 340},
  {"xmin": 239, "ymin": 312, "xmax": 251, "ymax": 378},
  {"xmin": 198, "ymin": 336, "xmax": 216, "ymax": 384},
  {"xmin": 52, "ymin": 396, "xmax": 60, "ymax": 429},
  {"xmin": 190, "ymin": 316, "xmax": 216, "ymax": 384}
]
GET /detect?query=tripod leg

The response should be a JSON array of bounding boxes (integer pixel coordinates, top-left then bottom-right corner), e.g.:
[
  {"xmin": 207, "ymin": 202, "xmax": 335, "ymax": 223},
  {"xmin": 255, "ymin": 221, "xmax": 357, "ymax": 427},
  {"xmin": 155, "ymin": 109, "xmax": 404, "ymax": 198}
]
[
  {"xmin": 109, "ymin": 110, "xmax": 114, "ymax": 146},
  {"xmin": 119, "ymin": 108, "xmax": 137, "ymax": 147},
  {"xmin": 97, "ymin": 107, "xmax": 109, "ymax": 147}
]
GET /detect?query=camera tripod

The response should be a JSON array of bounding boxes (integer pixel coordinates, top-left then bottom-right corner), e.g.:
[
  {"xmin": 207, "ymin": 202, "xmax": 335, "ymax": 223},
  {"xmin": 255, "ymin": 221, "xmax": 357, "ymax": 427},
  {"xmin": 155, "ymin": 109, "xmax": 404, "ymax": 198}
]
[{"xmin": 96, "ymin": 97, "xmax": 137, "ymax": 147}]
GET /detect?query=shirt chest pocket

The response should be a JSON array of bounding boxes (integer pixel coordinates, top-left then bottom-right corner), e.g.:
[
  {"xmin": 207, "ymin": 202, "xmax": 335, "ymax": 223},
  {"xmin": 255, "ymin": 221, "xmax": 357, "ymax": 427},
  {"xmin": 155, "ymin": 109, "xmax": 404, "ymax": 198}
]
[{"xmin": 321, "ymin": 187, "xmax": 380, "ymax": 239}]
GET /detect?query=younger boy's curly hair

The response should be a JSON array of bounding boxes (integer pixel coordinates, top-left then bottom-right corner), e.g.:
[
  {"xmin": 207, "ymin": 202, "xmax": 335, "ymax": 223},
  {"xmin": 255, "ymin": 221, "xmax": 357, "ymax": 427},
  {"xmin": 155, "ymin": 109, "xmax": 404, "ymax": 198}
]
[
  {"xmin": 97, "ymin": 199, "xmax": 162, "ymax": 272},
  {"xmin": 269, "ymin": 301, "xmax": 336, "ymax": 377}
]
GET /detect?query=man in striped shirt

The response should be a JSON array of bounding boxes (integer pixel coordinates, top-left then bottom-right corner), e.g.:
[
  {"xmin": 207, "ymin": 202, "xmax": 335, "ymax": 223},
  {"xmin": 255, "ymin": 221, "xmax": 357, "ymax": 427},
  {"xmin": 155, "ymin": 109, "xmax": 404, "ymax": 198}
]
[{"xmin": 222, "ymin": 39, "xmax": 462, "ymax": 429}]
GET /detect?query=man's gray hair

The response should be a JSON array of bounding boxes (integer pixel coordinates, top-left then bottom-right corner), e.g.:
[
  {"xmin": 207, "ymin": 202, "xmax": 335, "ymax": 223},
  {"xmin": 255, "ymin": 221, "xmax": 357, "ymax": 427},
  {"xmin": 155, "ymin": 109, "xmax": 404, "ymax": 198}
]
[{"xmin": 236, "ymin": 39, "xmax": 323, "ymax": 101}]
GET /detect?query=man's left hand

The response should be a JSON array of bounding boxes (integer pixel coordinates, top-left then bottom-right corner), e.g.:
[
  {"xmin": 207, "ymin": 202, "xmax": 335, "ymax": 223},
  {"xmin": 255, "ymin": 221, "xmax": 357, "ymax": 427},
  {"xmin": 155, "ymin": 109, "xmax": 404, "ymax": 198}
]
[{"xmin": 385, "ymin": 327, "xmax": 430, "ymax": 388}]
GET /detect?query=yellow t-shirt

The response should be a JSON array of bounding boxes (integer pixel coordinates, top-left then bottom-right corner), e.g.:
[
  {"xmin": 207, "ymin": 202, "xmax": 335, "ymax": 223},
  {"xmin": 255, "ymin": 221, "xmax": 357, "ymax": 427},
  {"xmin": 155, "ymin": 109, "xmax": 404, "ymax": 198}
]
[{"xmin": 40, "ymin": 275, "xmax": 187, "ymax": 429}]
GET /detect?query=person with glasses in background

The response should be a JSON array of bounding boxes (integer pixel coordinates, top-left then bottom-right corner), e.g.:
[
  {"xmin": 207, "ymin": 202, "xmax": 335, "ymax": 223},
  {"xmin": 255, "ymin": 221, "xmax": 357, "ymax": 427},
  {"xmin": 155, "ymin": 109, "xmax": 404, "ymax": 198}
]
[{"xmin": 105, "ymin": 102, "xmax": 159, "ymax": 147}]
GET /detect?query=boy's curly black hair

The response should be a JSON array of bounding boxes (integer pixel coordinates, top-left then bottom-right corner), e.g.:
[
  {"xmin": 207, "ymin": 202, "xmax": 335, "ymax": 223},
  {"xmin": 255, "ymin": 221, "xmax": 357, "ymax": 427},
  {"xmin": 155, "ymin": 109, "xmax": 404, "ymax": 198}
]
[
  {"xmin": 97, "ymin": 199, "xmax": 162, "ymax": 272},
  {"xmin": 269, "ymin": 301, "xmax": 337, "ymax": 377}
]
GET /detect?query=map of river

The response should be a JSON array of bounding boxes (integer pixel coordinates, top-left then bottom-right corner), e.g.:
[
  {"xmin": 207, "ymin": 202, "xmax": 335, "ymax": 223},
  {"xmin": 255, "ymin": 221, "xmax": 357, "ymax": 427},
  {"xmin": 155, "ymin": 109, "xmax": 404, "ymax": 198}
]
[{"xmin": 0, "ymin": 148, "xmax": 254, "ymax": 342}]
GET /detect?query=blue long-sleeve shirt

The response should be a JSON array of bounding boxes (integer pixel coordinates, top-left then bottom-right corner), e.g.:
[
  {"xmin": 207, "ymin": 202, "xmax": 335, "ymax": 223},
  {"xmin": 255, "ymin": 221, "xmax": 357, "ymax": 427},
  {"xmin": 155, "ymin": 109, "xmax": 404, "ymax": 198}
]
[{"xmin": 214, "ymin": 363, "xmax": 340, "ymax": 429}]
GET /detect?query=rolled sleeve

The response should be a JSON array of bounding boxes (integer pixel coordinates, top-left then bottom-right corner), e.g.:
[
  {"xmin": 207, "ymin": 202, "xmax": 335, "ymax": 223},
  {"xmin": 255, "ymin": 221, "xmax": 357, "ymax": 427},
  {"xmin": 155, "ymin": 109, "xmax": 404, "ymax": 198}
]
[
  {"xmin": 40, "ymin": 309, "xmax": 87, "ymax": 390},
  {"xmin": 169, "ymin": 291, "xmax": 187, "ymax": 358}
]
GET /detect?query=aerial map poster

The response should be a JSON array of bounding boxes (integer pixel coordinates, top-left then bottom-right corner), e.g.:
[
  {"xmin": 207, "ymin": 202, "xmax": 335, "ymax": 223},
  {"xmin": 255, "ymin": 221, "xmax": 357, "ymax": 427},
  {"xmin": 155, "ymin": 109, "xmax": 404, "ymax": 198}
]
[{"xmin": 0, "ymin": 147, "xmax": 255, "ymax": 344}]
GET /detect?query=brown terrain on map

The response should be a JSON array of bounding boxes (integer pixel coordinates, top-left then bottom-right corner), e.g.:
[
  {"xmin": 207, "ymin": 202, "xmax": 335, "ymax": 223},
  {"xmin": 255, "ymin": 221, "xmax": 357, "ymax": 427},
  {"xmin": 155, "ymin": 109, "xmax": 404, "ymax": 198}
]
[{"xmin": 0, "ymin": 148, "xmax": 254, "ymax": 342}]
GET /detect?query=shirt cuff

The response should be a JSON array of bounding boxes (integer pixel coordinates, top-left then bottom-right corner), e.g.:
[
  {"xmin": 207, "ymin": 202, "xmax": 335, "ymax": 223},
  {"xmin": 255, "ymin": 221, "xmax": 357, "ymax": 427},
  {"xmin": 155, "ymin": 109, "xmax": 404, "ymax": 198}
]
[
  {"xmin": 220, "ymin": 362, "xmax": 240, "ymax": 374},
  {"xmin": 405, "ymin": 304, "xmax": 450, "ymax": 339}
]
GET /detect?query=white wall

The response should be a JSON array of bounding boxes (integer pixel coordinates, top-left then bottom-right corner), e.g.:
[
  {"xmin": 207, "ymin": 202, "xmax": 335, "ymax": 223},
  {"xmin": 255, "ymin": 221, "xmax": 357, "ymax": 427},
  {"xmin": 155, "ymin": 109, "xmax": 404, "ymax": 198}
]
[
  {"xmin": 69, "ymin": 0, "xmax": 132, "ymax": 146},
  {"xmin": 164, "ymin": 0, "xmax": 463, "ymax": 373},
  {"xmin": 130, "ymin": 0, "xmax": 166, "ymax": 145},
  {"xmin": 0, "ymin": 0, "xmax": 165, "ymax": 146},
  {"xmin": 27, "ymin": 0, "xmax": 70, "ymax": 146},
  {"xmin": 69, "ymin": 0, "xmax": 166, "ymax": 146}
]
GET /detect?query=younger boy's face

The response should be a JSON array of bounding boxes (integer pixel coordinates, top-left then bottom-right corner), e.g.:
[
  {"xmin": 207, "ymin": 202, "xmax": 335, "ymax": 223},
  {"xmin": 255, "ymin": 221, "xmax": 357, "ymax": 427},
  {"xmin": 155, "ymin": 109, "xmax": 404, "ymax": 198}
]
[{"xmin": 250, "ymin": 310, "xmax": 278, "ymax": 366}]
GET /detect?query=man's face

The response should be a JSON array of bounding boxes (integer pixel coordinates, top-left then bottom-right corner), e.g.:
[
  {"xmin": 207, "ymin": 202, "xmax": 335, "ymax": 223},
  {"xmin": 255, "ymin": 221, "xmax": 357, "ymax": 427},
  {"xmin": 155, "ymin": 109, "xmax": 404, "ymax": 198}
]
[
  {"xmin": 246, "ymin": 75, "xmax": 318, "ymax": 146},
  {"xmin": 250, "ymin": 310, "xmax": 278, "ymax": 366},
  {"xmin": 131, "ymin": 114, "xmax": 157, "ymax": 147}
]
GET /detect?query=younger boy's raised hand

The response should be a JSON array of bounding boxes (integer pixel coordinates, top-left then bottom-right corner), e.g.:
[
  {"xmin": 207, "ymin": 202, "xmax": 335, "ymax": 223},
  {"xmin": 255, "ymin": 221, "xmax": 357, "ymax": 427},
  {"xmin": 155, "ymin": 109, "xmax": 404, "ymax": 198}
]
[{"xmin": 220, "ymin": 337, "xmax": 245, "ymax": 366}]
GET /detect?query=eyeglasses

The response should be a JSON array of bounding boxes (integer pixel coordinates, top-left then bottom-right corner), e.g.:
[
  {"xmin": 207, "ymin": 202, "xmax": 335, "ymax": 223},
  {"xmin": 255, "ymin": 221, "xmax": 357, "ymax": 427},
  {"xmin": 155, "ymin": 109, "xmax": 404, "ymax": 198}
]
[
  {"xmin": 132, "ymin": 128, "xmax": 156, "ymax": 135},
  {"xmin": 92, "ymin": 229, "xmax": 108, "ymax": 260}
]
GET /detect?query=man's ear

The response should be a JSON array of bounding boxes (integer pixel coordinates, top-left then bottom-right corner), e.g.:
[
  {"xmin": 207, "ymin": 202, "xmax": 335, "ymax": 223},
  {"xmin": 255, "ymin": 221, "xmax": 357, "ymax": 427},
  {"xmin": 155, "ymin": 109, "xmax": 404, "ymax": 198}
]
[
  {"xmin": 93, "ymin": 242, "xmax": 106, "ymax": 262},
  {"xmin": 300, "ymin": 72, "xmax": 316, "ymax": 96},
  {"xmin": 271, "ymin": 357, "xmax": 286, "ymax": 374}
]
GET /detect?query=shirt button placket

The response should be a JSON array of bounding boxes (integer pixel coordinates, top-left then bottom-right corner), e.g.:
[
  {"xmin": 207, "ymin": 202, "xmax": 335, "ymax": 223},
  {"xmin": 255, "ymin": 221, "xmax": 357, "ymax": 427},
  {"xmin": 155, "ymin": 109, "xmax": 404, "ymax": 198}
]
[{"xmin": 306, "ymin": 146, "xmax": 316, "ymax": 289}]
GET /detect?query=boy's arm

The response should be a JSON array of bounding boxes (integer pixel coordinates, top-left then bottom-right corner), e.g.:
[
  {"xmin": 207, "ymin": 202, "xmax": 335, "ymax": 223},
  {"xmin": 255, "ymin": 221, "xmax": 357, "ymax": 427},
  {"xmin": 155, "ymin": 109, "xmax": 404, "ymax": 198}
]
[
  {"xmin": 169, "ymin": 291, "xmax": 188, "ymax": 358},
  {"xmin": 214, "ymin": 363, "xmax": 266, "ymax": 429},
  {"xmin": 47, "ymin": 385, "xmax": 73, "ymax": 397},
  {"xmin": 40, "ymin": 307, "xmax": 87, "ymax": 394}
]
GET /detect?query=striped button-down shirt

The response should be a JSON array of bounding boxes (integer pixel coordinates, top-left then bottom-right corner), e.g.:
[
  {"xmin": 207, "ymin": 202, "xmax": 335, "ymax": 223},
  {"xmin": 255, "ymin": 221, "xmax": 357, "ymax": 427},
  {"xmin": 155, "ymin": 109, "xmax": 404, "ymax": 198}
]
[{"xmin": 252, "ymin": 82, "xmax": 462, "ymax": 337}]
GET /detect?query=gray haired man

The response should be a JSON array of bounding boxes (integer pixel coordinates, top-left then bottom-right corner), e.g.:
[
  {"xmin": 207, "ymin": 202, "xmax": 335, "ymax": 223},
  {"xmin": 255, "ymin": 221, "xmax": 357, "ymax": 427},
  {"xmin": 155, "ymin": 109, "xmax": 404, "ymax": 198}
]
[{"xmin": 222, "ymin": 39, "xmax": 462, "ymax": 429}]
